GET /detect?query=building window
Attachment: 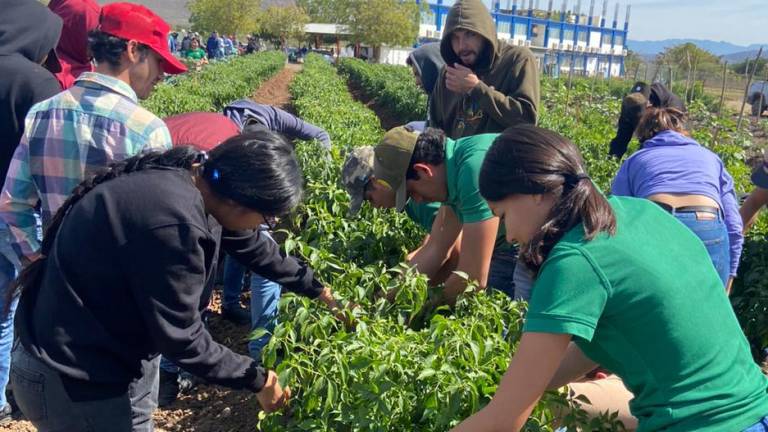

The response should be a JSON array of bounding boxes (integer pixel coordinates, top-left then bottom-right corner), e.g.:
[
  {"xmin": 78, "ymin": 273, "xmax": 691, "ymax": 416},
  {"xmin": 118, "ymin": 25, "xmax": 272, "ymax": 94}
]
[
  {"xmin": 615, "ymin": 34, "xmax": 624, "ymax": 47},
  {"xmin": 498, "ymin": 20, "xmax": 511, "ymax": 34},
  {"xmin": 563, "ymin": 28, "xmax": 575, "ymax": 42},
  {"xmin": 578, "ymin": 31, "xmax": 587, "ymax": 43},
  {"xmin": 549, "ymin": 27, "xmax": 561, "ymax": 41},
  {"xmin": 514, "ymin": 22, "xmax": 527, "ymax": 37},
  {"xmin": 602, "ymin": 32, "xmax": 612, "ymax": 45}
]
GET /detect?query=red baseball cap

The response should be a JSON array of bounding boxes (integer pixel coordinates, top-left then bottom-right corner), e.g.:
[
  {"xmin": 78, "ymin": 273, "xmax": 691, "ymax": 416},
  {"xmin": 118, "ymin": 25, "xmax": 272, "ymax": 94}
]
[{"xmin": 99, "ymin": 2, "xmax": 186, "ymax": 75}]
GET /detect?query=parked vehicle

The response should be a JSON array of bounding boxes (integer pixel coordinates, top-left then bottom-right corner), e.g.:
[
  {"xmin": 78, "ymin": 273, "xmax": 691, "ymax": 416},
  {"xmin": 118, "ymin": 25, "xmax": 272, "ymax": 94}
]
[{"xmin": 747, "ymin": 81, "xmax": 768, "ymax": 116}]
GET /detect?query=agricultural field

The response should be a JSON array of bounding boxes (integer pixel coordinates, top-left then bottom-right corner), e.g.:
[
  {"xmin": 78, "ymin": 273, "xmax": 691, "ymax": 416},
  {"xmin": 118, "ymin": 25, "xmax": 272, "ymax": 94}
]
[{"xmin": 6, "ymin": 52, "xmax": 765, "ymax": 432}]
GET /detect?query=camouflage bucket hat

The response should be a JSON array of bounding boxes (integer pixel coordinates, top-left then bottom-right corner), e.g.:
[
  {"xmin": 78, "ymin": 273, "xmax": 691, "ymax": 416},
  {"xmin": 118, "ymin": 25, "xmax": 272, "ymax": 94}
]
[{"xmin": 342, "ymin": 146, "xmax": 375, "ymax": 215}]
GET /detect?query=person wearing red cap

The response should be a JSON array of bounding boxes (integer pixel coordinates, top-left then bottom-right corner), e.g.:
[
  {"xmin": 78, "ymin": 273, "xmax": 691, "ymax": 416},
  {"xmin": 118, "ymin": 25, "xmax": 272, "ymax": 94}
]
[{"xmin": 0, "ymin": 3, "xmax": 186, "ymax": 431}]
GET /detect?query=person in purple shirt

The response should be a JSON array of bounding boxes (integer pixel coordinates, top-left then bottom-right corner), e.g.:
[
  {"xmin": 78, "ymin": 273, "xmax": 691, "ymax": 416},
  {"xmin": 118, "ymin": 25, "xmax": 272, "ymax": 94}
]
[
  {"xmin": 611, "ymin": 106, "xmax": 742, "ymax": 293},
  {"xmin": 223, "ymin": 99, "xmax": 332, "ymax": 150}
]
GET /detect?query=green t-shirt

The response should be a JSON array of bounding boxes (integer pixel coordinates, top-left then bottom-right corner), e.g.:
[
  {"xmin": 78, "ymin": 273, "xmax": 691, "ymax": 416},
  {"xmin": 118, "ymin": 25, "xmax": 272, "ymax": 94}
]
[
  {"xmin": 443, "ymin": 133, "xmax": 508, "ymax": 249},
  {"xmin": 185, "ymin": 48, "xmax": 206, "ymax": 60},
  {"xmin": 524, "ymin": 196, "xmax": 768, "ymax": 432},
  {"xmin": 404, "ymin": 200, "xmax": 441, "ymax": 232}
]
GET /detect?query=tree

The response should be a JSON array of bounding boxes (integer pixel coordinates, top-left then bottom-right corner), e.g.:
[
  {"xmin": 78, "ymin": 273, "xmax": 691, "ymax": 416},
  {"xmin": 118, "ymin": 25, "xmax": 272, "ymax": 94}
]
[
  {"xmin": 188, "ymin": 0, "xmax": 261, "ymax": 36},
  {"xmin": 297, "ymin": 0, "xmax": 354, "ymax": 24},
  {"xmin": 732, "ymin": 58, "xmax": 767, "ymax": 76},
  {"xmin": 655, "ymin": 43, "xmax": 721, "ymax": 101},
  {"xmin": 347, "ymin": 0, "xmax": 420, "ymax": 60},
  {"xmin": 260, "ymin": 6, "xmax": 310, "ymax": 48},
  {"xmin": 624, "ymin": 50, "xmax": 643, "ymax": 78}
]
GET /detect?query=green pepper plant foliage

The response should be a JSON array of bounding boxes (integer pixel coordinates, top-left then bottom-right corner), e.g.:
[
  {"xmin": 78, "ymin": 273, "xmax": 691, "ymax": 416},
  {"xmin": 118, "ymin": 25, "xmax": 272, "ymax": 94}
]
[
  {"xmin": 337, "ymin": 57, "xmax": 428, "ymax": 125},
  {"xmin": 142, "ymin": 52, "xmax": 285, "ymax": 118},
  {"xmin": 255, "ymin": 55, "xmax": 630, "ymax": 431}
]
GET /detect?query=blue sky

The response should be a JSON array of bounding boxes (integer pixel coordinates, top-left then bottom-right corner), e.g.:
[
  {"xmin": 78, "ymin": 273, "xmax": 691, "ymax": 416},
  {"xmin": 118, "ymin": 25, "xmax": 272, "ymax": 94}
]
[{"xmin": 458, "ymin": 0, "xmax": 767, "ymax": 46}]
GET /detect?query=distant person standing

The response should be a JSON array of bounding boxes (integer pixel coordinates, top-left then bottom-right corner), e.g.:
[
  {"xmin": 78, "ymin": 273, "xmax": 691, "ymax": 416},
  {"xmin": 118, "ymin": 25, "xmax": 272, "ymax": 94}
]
[
  {"xmin": 180, "ymin": 31, "xmax": 191, "ymax": 54},
  {"xmin": 206, "ymin": 31, "xmax": 220, "ymax": 59}
]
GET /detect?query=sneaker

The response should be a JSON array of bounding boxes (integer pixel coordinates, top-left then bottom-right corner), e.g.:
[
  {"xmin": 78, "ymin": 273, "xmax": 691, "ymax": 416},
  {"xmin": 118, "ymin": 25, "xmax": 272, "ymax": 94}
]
[
  {"xmin": 177, "ymin": 373, "xmax": 202, "ymax": 395},
  {"xmin": 221, "ymin": 305, "xmax": 251, "ymax": 326},
  {"xmin": 158, "ymin": 370, "xmax": 180, "ymax": 408},
  {"xmin": 0, "ymin": 404, "xmax": 11, "ymax": 424}
]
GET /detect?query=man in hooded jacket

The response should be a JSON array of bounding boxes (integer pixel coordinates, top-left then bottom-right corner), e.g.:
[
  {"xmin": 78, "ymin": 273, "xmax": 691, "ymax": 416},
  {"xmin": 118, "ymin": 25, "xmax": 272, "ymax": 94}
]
[
  {"xmin": 429, "ymin": 0, "xmax": 540, "ymax": 139},
  {"xmin": 0, "ymin": 0, "xmax": 63, "ymax": 422},
  {"xmin": 48, "ymin": 0, "xmax": 101, "ymax": 90}
]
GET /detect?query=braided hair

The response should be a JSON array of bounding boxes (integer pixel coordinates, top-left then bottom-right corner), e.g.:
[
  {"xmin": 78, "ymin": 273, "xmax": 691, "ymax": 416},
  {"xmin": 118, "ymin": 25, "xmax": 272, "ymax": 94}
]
[{"xmin": 7, "ymin": 130, "xmax": 302, "ymax": 309}]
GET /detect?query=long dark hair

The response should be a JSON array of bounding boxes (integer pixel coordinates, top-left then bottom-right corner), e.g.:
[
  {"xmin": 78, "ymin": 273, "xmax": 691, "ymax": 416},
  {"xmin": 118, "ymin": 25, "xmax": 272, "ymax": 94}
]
[
  {"xmin": 479, "ymin": 124, "xmax": 616, "ymax": 273},
  {"xmin": 6, "ymin": 130, "xmax": 302, "ymax": 309}
]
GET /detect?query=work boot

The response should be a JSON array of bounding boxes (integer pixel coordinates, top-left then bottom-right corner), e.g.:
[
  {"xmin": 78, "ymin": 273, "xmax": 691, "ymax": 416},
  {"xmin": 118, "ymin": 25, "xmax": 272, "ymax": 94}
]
[
  {"xmin": 158, "ymin": 370, "xmax": 180, "ymax": 408},
  {"xmin": 0, "ymin": 404, "xmax": 11, "ymax": 424}
]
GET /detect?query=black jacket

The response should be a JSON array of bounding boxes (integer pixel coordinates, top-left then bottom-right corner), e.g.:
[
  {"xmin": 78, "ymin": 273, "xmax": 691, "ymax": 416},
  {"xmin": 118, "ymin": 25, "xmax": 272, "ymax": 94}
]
[
  {"xmin": 609, "ymin": 82, "xmax": 686, "ymax": 158},
  {"xmin": 0, "ymin": 0, "xmax": 63, "ymax": 187},
  {"xmin": 18, "ymin": 168, "xmax": 322, "ymax": 398}
]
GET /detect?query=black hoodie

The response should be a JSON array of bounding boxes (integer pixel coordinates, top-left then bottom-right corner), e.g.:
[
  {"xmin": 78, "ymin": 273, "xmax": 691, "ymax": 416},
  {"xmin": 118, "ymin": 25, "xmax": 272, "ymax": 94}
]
[{"xmin": 0, "ymin": 0, "xmax": 63, "ymax": 188}]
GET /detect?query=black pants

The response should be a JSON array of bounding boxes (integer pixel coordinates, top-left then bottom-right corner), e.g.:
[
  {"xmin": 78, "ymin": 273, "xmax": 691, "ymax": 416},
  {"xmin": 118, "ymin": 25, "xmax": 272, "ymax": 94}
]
[{"xmin": 11, "ymin": 343, "xmax": 159, "ymax": 432}]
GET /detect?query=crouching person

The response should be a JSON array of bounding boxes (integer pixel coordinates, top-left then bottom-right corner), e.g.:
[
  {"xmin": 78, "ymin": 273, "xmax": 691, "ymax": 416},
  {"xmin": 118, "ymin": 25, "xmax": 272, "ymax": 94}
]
[{"xmin": 9, "ymin": 134, "xmax": 347, "ymax": 432}]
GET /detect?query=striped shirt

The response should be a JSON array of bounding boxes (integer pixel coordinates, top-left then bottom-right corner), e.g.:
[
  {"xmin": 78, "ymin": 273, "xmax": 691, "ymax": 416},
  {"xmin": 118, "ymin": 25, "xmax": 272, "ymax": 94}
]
[{"xmin": 0, "ymin": 72, "xmax": 172, "ymax": 261}]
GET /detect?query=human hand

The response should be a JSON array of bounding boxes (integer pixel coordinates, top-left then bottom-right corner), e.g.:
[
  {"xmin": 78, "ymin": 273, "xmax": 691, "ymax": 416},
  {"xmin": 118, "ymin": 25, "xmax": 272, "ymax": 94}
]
[
  {"xmin": 256, "ymin": 370, "xmax": 290, "ymax": 413},
  {"xmin": 445, "ymin": 63, "xmax": 480, "ymax": 94}
]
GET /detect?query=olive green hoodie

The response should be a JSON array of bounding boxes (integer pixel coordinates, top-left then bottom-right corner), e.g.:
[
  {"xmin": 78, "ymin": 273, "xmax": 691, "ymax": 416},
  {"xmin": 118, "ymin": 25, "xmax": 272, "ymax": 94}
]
[{"xmin": 430, "ymin": 0, "xmax": 540, "ymax": 139}]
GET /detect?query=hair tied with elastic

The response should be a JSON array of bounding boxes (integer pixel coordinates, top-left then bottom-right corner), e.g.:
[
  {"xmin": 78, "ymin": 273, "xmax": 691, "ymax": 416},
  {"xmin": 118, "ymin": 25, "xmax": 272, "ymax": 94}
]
[
  {"xmin": 194, "ymin": 151, "xmax": 209, "ymax": 165},
  {"xmin": 563, "ymin": 172, "xmax": 590, "ymax": 186}
]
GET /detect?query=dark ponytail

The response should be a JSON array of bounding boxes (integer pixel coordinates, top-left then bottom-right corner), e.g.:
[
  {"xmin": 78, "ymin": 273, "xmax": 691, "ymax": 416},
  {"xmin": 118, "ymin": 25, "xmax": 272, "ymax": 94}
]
[
  {"xmin": 7, "ymin": 130, "xmax": 303, "ymax": 309},
  {"xmin": 479, "ymin": 124, "xmax": 616, "ymax": 273}
]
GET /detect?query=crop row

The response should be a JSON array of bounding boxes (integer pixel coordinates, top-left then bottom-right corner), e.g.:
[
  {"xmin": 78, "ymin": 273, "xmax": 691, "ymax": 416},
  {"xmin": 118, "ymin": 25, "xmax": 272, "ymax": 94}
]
[{"xmin": 142, "ymin": 51, "xmax": 285, "ymax": 118}]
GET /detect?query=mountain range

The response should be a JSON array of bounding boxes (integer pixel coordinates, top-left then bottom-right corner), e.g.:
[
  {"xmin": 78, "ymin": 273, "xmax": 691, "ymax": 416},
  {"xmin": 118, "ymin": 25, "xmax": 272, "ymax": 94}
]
[{"xmin": 627, "ymin": 38, "xmax": 765, "ymax": 62}]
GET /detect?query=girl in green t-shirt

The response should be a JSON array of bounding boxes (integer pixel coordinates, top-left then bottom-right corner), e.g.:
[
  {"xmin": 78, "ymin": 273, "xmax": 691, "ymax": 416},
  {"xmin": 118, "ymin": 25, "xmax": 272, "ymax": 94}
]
[
  {"xmin": 449, "ymin": 124, "xmax": 768, "ymax": 432},
  {"xmin": 185, "ymin": 38, "xmax": 208, "ymax": 65}
]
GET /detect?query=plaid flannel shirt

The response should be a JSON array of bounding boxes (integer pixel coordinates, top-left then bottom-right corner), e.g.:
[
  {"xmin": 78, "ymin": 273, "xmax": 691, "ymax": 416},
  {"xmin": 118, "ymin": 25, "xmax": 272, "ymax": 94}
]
[{"xmin": 0, "ymin": 72, "xmax": 172, "ymax": 261}]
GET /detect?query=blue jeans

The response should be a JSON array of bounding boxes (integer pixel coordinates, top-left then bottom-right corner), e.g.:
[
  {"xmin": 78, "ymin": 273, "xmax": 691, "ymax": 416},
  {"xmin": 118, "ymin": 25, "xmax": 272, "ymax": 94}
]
[
  {"xmin": 0, "ymin": 224, "xmax": 20, "ymax": 408},
  {"xmin": 487, "ymin": 246, "xmax": 534, "ymax": 301},
  {"xmin": 744, "ymin": 416, "xmax": 768, "ymax": 432},
  {"xmin": 673, "ymin": 211, "xmax": 730, "ymax": 286},
  {"xmin": 222, "ymin": 227, "xmax": 281, "ymax": 360},
  {"xmin": 222, "ymin": 256, "xmax": 281, "ymax": 360}
]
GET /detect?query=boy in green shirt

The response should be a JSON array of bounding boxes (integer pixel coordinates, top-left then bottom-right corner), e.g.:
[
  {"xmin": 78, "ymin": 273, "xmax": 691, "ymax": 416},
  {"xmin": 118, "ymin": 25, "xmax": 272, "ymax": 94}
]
[{"xmin": 346, "ymin": 126, "xmax": 531, "ymax": 303}]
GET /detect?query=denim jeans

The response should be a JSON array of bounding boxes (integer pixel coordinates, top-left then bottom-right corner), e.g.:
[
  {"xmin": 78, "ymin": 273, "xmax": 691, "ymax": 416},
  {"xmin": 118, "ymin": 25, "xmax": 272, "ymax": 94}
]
[
  {"xmin": 673, "ymin": 211, "xmax": 730, "ymax": 286},
  {"xmin": 0, "ymin": 223, "xmax": 20, "ymax": 408},
  {"xmin": 744, "ymin": 416, "xmax": 768, "ymax": 432},
  {"xmin": 222, "ymin": 226, "xmax": 281, "ymax": 360},
  {"xmin": 11, "ymin": 343, "xmax": 159, "ymax": 432},
  {"xmin": 487, "ymin": 245, "xmax": 534, "ymax": 301},
  {"xmin": 222, "ymin": 256, "xmax": 281, "ymax": 360}
]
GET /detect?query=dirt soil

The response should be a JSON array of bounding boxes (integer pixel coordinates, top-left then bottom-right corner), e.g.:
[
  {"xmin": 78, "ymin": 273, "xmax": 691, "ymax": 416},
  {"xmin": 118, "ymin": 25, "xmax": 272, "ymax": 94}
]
[
  {"xmin": 346, "ymin": 80, "xmax": 402, "ymax": 131},
  {"xmin": 251, "ymin": 63, "xmax": 302, "ymax": 111},
  {"xmin": 0, "ymin": 64, "xmax": 303, "ymax": 432}
]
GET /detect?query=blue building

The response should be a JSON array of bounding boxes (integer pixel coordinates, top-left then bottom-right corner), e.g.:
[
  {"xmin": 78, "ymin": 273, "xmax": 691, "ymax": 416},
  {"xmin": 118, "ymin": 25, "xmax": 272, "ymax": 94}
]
[{"xmin": 417, "ymin": 0, "xmax": 631, "ymax": 78}]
